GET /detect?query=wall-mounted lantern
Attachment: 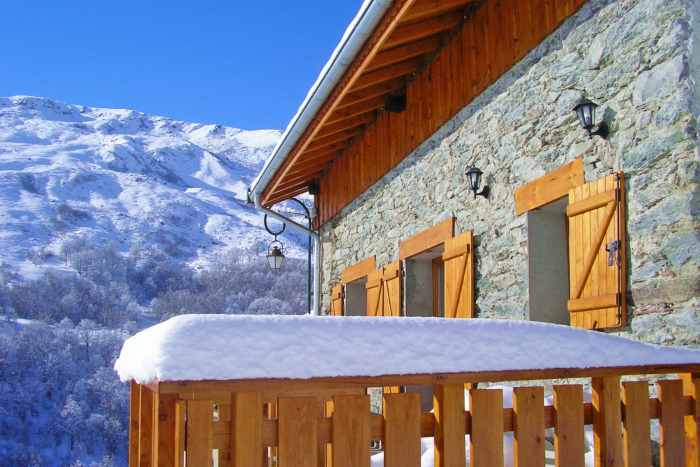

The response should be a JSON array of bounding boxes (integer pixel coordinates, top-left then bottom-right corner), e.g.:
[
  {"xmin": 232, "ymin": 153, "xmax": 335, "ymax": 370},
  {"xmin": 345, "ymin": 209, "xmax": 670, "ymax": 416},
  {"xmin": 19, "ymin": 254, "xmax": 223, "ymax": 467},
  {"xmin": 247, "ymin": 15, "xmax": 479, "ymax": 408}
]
[
  {"xmin": 572, "ymin": 98, "xmax": 609, "ymax": 139},
  {"xmin": 465, "ymin": 167, "xmax": 490, "ymax": 199},
  {"xmin": 266, "ymin": 240, "xmax": 285, "ymax": 270}
]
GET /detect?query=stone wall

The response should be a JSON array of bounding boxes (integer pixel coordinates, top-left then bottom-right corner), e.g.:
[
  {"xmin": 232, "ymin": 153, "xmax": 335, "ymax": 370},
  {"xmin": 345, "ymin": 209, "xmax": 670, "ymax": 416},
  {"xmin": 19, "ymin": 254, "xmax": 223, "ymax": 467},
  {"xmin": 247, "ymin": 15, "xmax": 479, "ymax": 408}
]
[{"xmin": 319, "ymin": 0, "xmax": 700, "ymax": 346}]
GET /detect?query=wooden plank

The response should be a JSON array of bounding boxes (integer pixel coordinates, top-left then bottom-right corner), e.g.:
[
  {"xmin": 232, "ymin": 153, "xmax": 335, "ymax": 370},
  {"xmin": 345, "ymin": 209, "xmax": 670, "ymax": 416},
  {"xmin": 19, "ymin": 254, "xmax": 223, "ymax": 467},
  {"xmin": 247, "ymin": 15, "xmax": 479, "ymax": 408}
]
[
  {"xmin": 513, "ymin": 386, "xmax": 545, "ymax": 467},
  {"xmin": 383, "ymin": 261, "xmax": 402, "ymax": 317},
  {"xmin": 514, "ymin": 157, "xmax": 585, "ymax": 215},
  {"xmin": 231, "ymin": 392, "xmax": 263, "ymax": 467},
  {"xmin": 326, "ymin": 96, "xmax": 386, "ymax": 126},
  {"xmin": 433, "ymin": 384, "xmax": 467, "ymax": 467},
  {"xmin": 402, "ymin": 0, "xmax": 475, "ymax": 23},
  {"xmin": 342, "ymin": 256, "xmax": 377, "ymax": 284},
  {"xmin": 381, "ymin": 11, "xmax": 464, "ymax": 50},
  {"xmin": 140, "ymin": 385, "xmax": 155, "ymax": 467},
  {"xmin": 316, "ymin": 112, "xmax": 377, "ymax": 139},
  {"xmin": 332, "ymin": 395, "xmax": 371, "ymax": 467},
  {"xmin": 278, "ymin": 397, "xmax": 318, "ymax": 467},
  {"xmin": 658, "ymin": 380, "xmax": 686, "ymax": 467},
  {"xmin": 566, "ymin": 190, "xmax": 616, "ymax": 217},
  {"xmin": 186, "ymin": 400, "xmax": 214, "ymax": 467},
  {"xmin": 444, "ymin": 231, "xmax": 474, "ymax": 319},
  {"xmin": 366, "ymin": 269, "xmax": 384, "ymax": 316},
  {"xmin": 366, "ymin": 35, "xmax": 443, "ymax": 73},
  {"xmin": 129, "ymin": 381, "xmax": 141, "ymax": 467},
  {"xmin": 399, "ymin": 217, "xmax": 455, "ymax": 259},
  {"xmin": 571, "ymin": 201, "xmax": 616, "ymax": 300},
  {"xmin": 353, "ymin": 57, "xmax": 424, "ymax": 91},
  {"xmin": 682, "ymin": 373, "xmax": 700, "ymax": 467},
  {"xmin": 384, "ymin": 393, "xmax": 422, "ymax": 467},
  {"xmin": 159, "ymin": 364, "xmax": 700, "ymax": 397},
  {"xmin": 442, "ymin": 243, "xmax": 469, "ymax": 262},
  {"xmin": 622, "ymin": 381, "xmax": 652, "ymax": 467},
  {"xmin": 592, "ymin": 376, "xmax": 623, "ymax": 467},
  {"xmin": 567, "ymin": 294, "xmax": 618, "ymax": 313},
  {"xmin": 553, "ymin": 385, "xmax": 585, "ymax": 467},
  {"xmin": 338, "ymin": 77, "xmax": 406, "ymax": 110},
  {"xmin": 158, "ymin": 393, "xmax": 179, "ymax": 467},
  {"xmin": 470, "ymin": 388, "xmax": 504, "ymax": 466},
  {"xmin": 176, "ymin": 400, "xmax": 185, "ymax": 467},
  {"xmin": 305, "ymin": 125, "xmax": 365, "ymax": 152}
]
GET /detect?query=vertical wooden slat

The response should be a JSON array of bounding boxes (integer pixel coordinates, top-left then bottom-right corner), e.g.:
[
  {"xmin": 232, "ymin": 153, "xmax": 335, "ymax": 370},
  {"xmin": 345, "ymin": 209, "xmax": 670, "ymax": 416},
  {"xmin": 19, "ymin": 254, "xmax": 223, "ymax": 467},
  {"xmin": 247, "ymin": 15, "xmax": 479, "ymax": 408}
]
[
  {"xmin": 553, "ymin": 385, "xmax": 585, "ymax": 467},
  {"xmin": 176, "ymin": 400, "xmax": 186, "ymax": 467},
  {"xmin": 325, "ymin": 400, "xmax": 335, "ymax": 467},
  {"xmin": 279, "ymin": 397, "xmax": 318, "ymax": 467},
  {"xmin": 269, "ymin": 403, "xmax": 279, "ymax": 467},
  {"xmin": 617, "ymin": 173, "xmax": 627, "ymax": 328},
  {"xmin": 470, "ymin": 388, "xmax": 504, "ymax": 467},
  {"xmin": 592, "ymin": 376, "xmax": 623, "ymax": 467},
  {"xmin": 658, "ymin": 380, "xmax": 686, "ymax": 467},
  {"xmin": 433, "ymin": 384, "xmax": 467, "ymax": 467},
  {"xmin": 130, "ymin": 381, "xmax": 141, "ymax": 467},
  {"xmin": 332, "ymin": 395, "xmax": 371, "ymax": 467},
  {"xmin": 140, "ymin": 385, "xmax": 155, "ymax": 467},
  {"xmin": 317, "ymin": 400, "xmax": 327, "ymax": 467},
  {"xmin": 682, "ymin": 373, "xmax": 700, "ymax": 467},
  {"xmin": 622, "ymin": 381, "xmax": 652, "ymax": 467},
  {"xmin": 384, "ymin": 393, "xmax": 421, "ymax": 467},
  {"xmin": 158, "ymin": 393, "xmax": 179, "ymax": 467},
  {"xmin": 513, "ymin": 386, "xmax": 545, "ymax": 467},
  {"xmin": 186, "ymin": 400, "xmax": 214, "ymax": 467},
  {"xmin": 232, "ymin": 392, "xmax": 263, "ymax": 467},
  {"xmin": 581, "ymin": 181, "xmax": 592, "ymax": 330}
]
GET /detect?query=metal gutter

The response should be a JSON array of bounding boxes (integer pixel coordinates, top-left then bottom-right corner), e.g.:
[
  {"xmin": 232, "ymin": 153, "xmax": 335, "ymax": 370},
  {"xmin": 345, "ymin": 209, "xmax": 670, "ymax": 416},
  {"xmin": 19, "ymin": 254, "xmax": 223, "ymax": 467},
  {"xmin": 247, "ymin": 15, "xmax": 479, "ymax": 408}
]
[{"xmin": 248, "ymin": 0, "xmax": 394, "ymax": 202}]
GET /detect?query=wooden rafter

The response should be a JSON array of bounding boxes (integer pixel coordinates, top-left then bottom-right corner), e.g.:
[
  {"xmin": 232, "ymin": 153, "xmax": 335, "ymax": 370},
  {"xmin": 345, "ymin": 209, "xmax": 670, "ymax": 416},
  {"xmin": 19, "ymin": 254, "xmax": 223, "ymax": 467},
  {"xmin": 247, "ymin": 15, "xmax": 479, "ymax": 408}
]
[
  {"xmin": 325, "ymin": 95, "xmax": 386, "ymax": 126},
  {"xmin": 277, "ymin": 170, "xmax": 325, "ymax": 190},
  {"xmin": 400, "ymin": 0, "xmax": 475, "ymax": 24},
  {"xmin": 351, "ymin": 57, "xmax": 423, "ymax": 92},
  {"xmin": 365, "ymin": 35, "xmax": 442, "ymax": 73},
  {"xmin": 315, "ymin": 112, "xmax": 378, "ymax": 139},
  {"xmin": 337, "ymin": 77, "xmax": 406, "ymax": 110},
  {"xmin": 305, "ymin": 125, "xmax": 365, "ymax": 152},
  {"xmin": 261, "ymin": 0, "xmax": 421, "ymax": 206},
  {"xmin": 289, "ymin": 151, "xmax": 345, "ymax": 174},
  {"xmin": 380, "ymin": 11, "xmax": 464, "ymax": 51}
]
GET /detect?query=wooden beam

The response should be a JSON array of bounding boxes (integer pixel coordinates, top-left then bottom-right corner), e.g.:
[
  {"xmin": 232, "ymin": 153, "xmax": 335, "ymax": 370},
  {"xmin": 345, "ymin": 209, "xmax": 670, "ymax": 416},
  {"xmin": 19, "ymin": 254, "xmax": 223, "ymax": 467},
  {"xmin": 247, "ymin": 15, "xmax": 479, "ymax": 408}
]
[
  {"xmin": 591, "ymin": 376, "xmax": 623, "ymax": 467},
  {"xmin": 302, "ymin": 141, "xmax": 353, "ymax": 161},
  {"xmin": 380, "ymin": 11, "xmax": 464, "ymax": 51},
  {"xmin": 262, "ymin": 0, "xmax": 421, "ymax": 206},
  {"xmin": 288, "ymin": 152, "xmax": 344, "ymax": 177},
  {"xmin": 316, "ymin": 112, "xmax": 377, "ymax": 139},
  {"xmin": 277, "ymin": 170, "xmax": 325, "ymax": 191},
  {"xmin": 325, "ymin": 95, "xmax": 386, "ymax": 125},
  {"xmin": 265, "ymin": 183, "xmax": 311, "ymax": 204},
  {"xmin": 366, "ymin": 35, "xmax": 442, "ymax": 72},
  {"xmin": 401, "ymin": 0, "xmax": 475, "ymax": 23},
  {"xmin": 305, "ymin": 125, "xmax": 365, "ymax": 152},
  {"xmin": 398, "ymin": 217, "xmax": 455, "ymax": 259},
  {"xmin": 342, "ymin": 256, "xmax": 376, "ymax": 284},
  {"xmin": 352, "ymin": 57, "xmax": 423, "ymax": 92},
  {"xmin": 158, "ymin": 364, "xmax": 700, "ymax": 395},
  {"xmin": 337, "ymin": 76, "xmax": 406, "ymax": 110},
  {"xmin": 514, "ymin": 157, "xmax": 585, "ymax": 215}
]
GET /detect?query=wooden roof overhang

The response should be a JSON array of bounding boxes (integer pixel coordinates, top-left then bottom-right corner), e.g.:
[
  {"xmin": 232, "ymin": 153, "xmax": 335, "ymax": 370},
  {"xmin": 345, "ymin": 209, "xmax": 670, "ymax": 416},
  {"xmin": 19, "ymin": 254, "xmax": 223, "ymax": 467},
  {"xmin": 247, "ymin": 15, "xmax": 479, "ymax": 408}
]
[
  {"xmin": 261, "ymin": 0, "xmax": 478, "ymax": 206},
  {"xmin": 260, "ymin": 0, "xmax": 589, "ymax": 224}
]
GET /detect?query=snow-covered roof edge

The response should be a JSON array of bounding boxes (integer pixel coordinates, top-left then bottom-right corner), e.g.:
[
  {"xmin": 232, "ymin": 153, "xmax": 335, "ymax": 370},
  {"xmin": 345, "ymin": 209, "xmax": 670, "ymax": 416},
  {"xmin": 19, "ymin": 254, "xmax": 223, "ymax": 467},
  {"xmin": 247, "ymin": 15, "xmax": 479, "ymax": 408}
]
[{"xmin": 249, "ymin": 0, "xmax": 394, "ymax": 201}]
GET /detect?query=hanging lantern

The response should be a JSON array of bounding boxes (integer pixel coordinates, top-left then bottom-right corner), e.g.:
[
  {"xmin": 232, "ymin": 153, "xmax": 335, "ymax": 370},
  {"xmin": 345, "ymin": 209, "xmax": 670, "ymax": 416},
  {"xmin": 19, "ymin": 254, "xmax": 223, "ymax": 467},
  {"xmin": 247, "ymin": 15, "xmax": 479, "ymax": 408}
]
[{"xmin": 266, "ymin": 240, "xmax": 285, "ymax": 270}]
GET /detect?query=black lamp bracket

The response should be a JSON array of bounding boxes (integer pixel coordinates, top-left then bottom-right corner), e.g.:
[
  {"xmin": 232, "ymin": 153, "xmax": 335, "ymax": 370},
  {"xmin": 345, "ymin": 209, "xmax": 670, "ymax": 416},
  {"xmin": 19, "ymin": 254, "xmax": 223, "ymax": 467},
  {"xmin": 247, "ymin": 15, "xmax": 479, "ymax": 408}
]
[
  {"xmin": 589, "ymin": 122, "xmax": 609, "ymax": 140},
  {"xmin": 473, "ymin": 184, "xmax": 490, "ymax": 199},
  {"xmin": 263, "ymin": 214, "xmax": 286, "ymax": 236}
]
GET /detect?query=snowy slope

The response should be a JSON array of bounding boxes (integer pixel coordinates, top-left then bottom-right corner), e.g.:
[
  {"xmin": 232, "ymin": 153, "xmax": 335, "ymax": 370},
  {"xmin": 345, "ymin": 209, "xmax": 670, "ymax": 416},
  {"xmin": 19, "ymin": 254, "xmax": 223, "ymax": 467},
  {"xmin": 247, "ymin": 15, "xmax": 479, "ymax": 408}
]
[{"xmin": 0, "ymin": 96, "xmax": 308, "ymax": 278}]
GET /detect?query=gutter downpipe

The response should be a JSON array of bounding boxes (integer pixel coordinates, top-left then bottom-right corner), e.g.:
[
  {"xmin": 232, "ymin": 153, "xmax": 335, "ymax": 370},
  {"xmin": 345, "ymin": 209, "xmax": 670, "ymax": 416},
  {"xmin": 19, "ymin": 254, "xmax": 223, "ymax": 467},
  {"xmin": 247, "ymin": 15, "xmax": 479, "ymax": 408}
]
[{"xmin": 254, "ymin": 194, "xmax": 321, "ymax": 316}]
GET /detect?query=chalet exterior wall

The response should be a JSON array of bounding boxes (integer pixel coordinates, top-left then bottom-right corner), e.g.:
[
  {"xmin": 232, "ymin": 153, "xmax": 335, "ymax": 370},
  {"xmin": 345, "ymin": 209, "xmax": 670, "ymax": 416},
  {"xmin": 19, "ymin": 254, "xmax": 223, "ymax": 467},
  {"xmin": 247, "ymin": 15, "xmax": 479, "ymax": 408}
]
[{"xmin": 320, "ymin": 0, "xmax": 700, "ymax": 346}]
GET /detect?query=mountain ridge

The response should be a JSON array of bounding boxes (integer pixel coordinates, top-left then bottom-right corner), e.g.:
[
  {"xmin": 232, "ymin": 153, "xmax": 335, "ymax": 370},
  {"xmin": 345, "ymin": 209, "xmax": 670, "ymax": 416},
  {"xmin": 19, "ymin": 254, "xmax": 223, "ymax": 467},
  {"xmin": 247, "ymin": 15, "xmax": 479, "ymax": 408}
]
[{"xmin": 0, "ymin": 95, "xmax": 306, "ymax": 279}]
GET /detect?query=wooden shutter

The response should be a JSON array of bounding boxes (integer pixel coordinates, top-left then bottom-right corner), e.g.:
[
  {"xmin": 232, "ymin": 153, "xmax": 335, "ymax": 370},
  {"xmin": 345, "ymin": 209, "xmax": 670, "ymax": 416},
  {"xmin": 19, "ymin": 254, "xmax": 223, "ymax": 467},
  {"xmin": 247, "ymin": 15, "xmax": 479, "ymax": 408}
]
[
  {"xmin": 366, "ymin": 269, "xmax": 384, "ymax": 317},
  {"xmin": 566, "ymin": 173, "xmax": 626, "ymax": 329},
  {"xmin": 331, "ymin": 285, "xmax": 344, "ymax": 316},
  {"xmin": 382, "ymin": 261, "xmax": 402, "ymax": 317},
  {"xmin": 442, "ymin": 231, "xmax": 474, "ymax": 319}
]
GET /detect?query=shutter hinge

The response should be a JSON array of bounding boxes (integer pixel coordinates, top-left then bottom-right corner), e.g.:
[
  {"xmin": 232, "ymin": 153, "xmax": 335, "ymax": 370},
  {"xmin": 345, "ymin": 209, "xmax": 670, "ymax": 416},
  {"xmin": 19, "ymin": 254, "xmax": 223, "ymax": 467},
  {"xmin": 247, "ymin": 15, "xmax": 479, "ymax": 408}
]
[{"xmin": 606, "ymin": 240, "xmax": 621, "ymax": 266}]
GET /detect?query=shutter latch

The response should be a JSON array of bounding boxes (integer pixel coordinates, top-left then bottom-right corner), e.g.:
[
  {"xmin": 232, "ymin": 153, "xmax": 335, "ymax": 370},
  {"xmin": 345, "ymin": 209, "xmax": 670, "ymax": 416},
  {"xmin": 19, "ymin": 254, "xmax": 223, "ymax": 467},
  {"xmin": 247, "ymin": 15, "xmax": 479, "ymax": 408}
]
[{"xmin": 606, "ymin": 240, "xmax": 621, "ymax": 266}]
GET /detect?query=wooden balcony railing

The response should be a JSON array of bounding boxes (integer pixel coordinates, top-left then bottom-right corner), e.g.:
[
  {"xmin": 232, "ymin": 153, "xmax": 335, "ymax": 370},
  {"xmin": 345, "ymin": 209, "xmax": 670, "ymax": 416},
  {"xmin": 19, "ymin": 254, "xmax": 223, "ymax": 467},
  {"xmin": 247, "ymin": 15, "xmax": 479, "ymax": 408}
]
[{"xmin": 129, "ymin": 365, "xmax": 700, "ymax": 467}]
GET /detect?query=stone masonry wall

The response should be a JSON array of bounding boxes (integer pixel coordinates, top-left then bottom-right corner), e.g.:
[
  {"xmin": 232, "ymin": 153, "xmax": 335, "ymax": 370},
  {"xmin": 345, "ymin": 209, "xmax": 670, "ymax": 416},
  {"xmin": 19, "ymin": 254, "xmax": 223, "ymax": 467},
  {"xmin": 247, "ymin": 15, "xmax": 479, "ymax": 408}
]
[{"xmin": 320, "ymin": 0, "xmax": 700, "ymax": 346}]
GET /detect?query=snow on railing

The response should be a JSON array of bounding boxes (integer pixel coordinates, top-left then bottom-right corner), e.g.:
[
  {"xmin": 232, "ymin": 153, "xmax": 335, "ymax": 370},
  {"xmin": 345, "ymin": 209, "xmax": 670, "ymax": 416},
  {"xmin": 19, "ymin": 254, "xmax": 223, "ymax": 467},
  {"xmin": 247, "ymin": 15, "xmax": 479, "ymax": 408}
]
[{"xmin": 117, "ymin": 315, "xmax": 700, "ymax": 467}]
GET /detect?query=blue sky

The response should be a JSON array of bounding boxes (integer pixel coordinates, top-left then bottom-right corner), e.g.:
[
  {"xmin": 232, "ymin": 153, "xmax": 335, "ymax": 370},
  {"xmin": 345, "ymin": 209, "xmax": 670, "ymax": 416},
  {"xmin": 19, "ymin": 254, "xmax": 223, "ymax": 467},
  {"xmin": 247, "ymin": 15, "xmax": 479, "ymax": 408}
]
[{"xmin": 1, "ymin": 1, "xmax": 364, "ymax": 131}]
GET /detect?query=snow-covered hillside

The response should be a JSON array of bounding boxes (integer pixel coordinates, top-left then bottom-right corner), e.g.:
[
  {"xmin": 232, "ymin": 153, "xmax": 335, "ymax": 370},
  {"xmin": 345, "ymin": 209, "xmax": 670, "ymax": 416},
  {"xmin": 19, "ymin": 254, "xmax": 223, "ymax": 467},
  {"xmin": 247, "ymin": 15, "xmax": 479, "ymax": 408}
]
[{"xmin": 0, "ymin": 96, "xmax": 307, "ymax": 278}]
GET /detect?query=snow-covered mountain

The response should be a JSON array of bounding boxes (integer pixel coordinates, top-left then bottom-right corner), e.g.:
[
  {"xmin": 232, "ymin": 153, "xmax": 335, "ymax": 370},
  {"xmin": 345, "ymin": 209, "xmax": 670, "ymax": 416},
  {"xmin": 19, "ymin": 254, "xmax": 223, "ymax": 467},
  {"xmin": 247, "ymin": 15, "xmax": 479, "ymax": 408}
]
[{"xmin": 0, "ymin": 96, "xmax": 306, "ymax": 279}]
